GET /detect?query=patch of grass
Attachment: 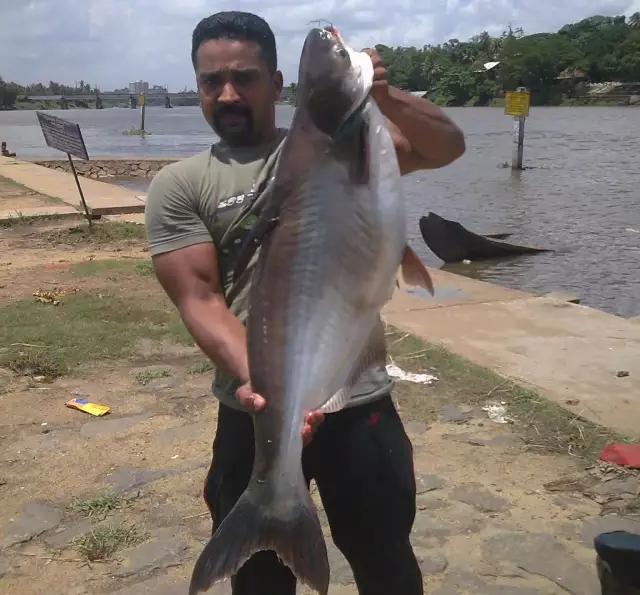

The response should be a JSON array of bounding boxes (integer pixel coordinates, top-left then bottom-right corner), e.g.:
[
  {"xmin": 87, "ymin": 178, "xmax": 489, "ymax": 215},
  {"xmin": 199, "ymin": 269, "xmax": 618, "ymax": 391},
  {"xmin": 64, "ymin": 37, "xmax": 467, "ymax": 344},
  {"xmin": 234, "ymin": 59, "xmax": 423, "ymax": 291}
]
[
  {"xmin": 385, "ymin": 324, "xmax": 623, "ymax": 461},
  {"xmin": 188, "ymin": 359, "xmax": 214, "ymax": 374},
  {"xmin": 73, "ymin": 491, "xmax": 122, "ymax": 519},
  {"xmin": 0, "ymin": 212, "xmax": 71, "ymax": 229},
  {"xmin": 72, "ymin": 522, "xmax": 145, "ymax": 561},
  {"xmin": 0, "ymin": 292, "xmax": 191, "ymax": 377},
  {"xmin": 132, "ymin": 367, "xmax": 171, "ymax": 385},
  {"xmin": 69, "ymin": 259, "xmax": 131, "ymax": 276},
  {"xmin": 45, "ymin": 221, "xmax": 146, "ymax": 245},
  {"xmin": 134, "ymin": 261, "xmax": 154, "ymax": 276},
  {"xmin": 68, "ymin": 258, "xmax": 153, "ymax": 278}
]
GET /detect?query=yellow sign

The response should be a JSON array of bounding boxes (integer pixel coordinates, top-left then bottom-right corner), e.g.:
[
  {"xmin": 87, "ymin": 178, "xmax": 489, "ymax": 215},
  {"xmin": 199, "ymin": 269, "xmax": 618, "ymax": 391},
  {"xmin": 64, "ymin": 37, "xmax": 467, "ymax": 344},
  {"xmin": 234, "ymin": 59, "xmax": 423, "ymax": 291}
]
[
  {"xmin": 138, "ymin": 94, "xmax": 145, "ymax": 106},
  {"xmin": 504, "ymin": 89, "xmax": 530, "ymax": 117}
]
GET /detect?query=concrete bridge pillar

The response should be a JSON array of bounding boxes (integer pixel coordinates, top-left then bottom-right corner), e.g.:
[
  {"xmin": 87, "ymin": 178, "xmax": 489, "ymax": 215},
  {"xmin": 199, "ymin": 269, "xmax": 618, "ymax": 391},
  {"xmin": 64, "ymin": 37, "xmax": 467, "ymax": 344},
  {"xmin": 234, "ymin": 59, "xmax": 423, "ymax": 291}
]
[
  {"xmin": 165, "ymin": 95, "xmax": 173, "ymax": 108},
  {"xmin": 95, "ymin": 95, "xmax": 104, "ymax": 109},
  {"xmin": 60, "ymin": 96, "xmax": 69, "ymax": 110},
  {"xmin": 129, "ymin": 94, "xmax": 137, "ymax": 109}
]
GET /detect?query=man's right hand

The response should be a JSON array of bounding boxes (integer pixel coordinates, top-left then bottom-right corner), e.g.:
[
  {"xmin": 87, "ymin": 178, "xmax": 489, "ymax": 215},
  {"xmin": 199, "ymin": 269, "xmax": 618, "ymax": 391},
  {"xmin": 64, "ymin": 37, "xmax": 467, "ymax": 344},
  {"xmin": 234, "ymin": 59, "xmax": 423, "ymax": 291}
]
[{"xmin": 235, "ymin": 381, "xmax": 267, "ymax": 412}]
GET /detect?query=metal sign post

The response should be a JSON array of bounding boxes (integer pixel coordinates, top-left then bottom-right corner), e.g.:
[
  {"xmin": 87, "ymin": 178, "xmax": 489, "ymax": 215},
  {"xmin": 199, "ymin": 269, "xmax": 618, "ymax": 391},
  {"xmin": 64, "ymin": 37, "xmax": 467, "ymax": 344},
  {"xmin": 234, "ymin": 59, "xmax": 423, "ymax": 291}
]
[
  {"xmin": 504, "ymin": 88, "xmax": 530, "ymax": 170},
  {"xmin": 36, "ymin": 111, "xmax": 93, "ymax": 226}
]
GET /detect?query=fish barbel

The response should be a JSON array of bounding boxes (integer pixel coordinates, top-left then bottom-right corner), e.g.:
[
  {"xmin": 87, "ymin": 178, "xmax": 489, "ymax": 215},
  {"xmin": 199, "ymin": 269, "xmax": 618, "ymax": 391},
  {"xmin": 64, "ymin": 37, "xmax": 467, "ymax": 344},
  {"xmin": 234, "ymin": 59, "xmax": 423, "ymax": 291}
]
[{"xmin": 189, "ymin": 26, "xmax": 433, "ymax": 595}]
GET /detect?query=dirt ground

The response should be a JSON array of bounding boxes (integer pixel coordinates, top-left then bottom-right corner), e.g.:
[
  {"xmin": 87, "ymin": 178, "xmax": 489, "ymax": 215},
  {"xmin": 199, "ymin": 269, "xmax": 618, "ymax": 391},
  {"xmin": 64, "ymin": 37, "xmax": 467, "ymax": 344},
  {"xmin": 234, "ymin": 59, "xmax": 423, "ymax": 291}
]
[
  {"xmin": 0, "ymin": 175, "xmax": 62, "ymax": 214},
  {"xmin": 1, "ymin": 219, "xmax": 639, "ymax": 595}
]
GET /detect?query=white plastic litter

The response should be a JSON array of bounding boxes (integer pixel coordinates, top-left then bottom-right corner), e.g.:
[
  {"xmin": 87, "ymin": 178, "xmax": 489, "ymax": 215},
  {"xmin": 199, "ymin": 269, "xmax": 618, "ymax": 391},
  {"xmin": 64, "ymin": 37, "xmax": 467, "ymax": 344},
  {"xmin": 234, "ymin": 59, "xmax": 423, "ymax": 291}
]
[
  {"xmin": 386, "ymin": 364, "xmax": 437, "ymax": 385},
  {"xmin": 482, "ymin": 401, "xmax": 513, "ymax": 424}
]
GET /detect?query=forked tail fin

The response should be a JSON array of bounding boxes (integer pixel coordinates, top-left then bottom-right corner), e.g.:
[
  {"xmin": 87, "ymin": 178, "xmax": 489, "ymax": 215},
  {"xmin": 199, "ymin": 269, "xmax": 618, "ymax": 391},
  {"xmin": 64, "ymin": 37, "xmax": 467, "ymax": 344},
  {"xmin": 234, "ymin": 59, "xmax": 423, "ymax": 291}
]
[{"xmin": 189, "ymin": 480, "xmax": 330, "ymax": 595}]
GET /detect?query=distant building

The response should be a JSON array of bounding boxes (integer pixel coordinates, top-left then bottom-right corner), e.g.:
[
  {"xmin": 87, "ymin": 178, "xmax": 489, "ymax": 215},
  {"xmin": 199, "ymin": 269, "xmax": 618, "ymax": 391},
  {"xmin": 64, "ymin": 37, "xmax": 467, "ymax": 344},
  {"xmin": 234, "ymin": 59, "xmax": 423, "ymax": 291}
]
[{"xmin": 128, "ymin": 80, "xmax": 149, "ymax": 95}]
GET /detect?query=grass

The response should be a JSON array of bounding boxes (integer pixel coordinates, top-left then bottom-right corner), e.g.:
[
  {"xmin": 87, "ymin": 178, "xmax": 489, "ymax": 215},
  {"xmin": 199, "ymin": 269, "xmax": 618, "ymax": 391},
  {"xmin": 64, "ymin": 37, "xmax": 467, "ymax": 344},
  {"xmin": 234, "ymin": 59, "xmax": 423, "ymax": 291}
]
[
  {"xmin": 45, "ymin": 221, "xmax": 146, "ymax": 245},
  {"xmin": 0, "ymin": 292, "xmax": 191, "ymax": 377},
  {"xmin": 384, "ymin": 325, "xmax": 623, "ymax": 461},
  {"xmin": 132, "ymin": 367, "xmax": 171, "ymax": 385},
  {"xmin": 188, "ymin": 359, "xmax": 215, "ymax": 375},
  {"xmin": 72, "ymin": 522, "xmax": 146, "ymax": 561},
  {"xmin": 73, "ymin": 491, "xmax": 122, "ymax": 519},
  {"xmin": 68, "ymin": 259, "xmax": 154, "ymax": 278}
]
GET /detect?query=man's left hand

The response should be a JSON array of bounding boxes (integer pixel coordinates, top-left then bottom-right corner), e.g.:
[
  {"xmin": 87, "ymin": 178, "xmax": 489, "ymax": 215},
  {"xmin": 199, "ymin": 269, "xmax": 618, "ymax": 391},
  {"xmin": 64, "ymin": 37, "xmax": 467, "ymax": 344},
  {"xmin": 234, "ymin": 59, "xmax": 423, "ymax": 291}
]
[{"xmin": 362, "ymin": 48, "xmax": 389, "ymax": 105}]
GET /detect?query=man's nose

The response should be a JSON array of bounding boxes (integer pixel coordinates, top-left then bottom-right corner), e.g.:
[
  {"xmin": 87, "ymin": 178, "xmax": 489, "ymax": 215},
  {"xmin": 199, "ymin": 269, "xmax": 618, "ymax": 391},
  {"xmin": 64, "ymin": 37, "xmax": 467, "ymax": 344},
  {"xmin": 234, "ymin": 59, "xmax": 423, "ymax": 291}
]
[{"xmin": 218, "ymin": 82, "xmax": 240, "ymax": 103}]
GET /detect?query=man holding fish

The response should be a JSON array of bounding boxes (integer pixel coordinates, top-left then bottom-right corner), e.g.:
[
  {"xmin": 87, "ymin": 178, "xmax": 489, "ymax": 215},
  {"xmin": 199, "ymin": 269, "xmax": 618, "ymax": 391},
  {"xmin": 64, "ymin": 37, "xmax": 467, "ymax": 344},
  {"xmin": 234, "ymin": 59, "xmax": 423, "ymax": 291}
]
[{"xmin": 145, "ymin": 10, "xmax": 465, "ymax": 595}]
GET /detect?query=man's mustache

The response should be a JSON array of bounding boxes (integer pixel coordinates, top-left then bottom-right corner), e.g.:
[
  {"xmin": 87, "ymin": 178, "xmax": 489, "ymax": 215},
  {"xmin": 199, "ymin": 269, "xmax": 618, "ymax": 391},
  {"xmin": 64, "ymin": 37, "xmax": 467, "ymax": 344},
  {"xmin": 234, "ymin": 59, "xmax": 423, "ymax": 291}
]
[{"xmin": 213, "ymin": 104, "xmax": 253, "ymax": 120}]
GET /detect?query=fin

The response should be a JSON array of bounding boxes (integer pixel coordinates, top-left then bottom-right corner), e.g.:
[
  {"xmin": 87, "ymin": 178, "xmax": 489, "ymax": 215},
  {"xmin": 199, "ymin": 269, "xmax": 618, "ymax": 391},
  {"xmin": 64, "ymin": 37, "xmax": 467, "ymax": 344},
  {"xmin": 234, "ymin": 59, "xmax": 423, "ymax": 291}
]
[
  {"xmin": 321, "ymin": 317, "xmax": 388, "ymax": 414},
  {"xmin": 401, "ymin": 244, "xmax": 435, "ymax": 296},
  {"xmin": 189, "ymin": 480, "xmax": 329, "ymax": 595}
]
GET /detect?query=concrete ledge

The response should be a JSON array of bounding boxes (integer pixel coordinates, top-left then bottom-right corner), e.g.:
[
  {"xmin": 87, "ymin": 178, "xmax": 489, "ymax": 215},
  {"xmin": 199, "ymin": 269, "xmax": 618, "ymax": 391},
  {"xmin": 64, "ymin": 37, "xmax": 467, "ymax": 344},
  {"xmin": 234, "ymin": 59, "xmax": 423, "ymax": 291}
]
[
  {"xmin": 0, "ymin": 156, "xmax": 147, "ymax": 215},
  {"xmin": 0, "ymin": 205, "xmax": 82, "ymax": 221},
  {"xmin": 384, "ymin": 291, "xmax": 640, "ymax": 436},
  {"xmin": 28, "ymin": 156, "xmax": 179, "ymax": 180}
]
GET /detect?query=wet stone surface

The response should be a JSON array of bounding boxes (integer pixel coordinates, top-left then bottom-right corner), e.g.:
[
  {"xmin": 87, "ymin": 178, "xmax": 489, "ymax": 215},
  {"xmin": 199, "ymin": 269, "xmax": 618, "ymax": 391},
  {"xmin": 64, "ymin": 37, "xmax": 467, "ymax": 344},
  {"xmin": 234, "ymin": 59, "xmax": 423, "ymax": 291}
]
[{"xmin": 451, "ymin": 482, "xmax": 511, "ymax": 513}]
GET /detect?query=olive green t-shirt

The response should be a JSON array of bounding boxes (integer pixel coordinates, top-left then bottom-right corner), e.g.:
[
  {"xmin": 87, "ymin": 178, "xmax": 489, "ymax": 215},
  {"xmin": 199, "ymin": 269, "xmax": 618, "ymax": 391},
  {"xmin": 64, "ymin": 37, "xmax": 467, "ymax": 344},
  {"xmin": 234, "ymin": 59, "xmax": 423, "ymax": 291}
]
[{"xmin": 144, "ymin": 130, "xmax": 393, "ymax": 411}]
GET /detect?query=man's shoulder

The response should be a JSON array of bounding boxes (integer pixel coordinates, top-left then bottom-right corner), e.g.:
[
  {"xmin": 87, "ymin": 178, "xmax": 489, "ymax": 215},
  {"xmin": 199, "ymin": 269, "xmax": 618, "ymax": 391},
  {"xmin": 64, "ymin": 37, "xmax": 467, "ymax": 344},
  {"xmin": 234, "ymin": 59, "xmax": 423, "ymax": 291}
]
[{"xmin": 155, "ymin": 149, "xmax": 213, "ymax": 185}]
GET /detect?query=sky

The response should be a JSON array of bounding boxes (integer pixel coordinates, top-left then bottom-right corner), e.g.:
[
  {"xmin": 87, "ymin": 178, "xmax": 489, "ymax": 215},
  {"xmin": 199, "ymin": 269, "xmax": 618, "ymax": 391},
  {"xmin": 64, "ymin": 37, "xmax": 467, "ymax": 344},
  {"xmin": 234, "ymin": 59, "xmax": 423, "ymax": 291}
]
[{"xmin": 1, "ymin": 0, "xmax": 639, "ymax": 91}]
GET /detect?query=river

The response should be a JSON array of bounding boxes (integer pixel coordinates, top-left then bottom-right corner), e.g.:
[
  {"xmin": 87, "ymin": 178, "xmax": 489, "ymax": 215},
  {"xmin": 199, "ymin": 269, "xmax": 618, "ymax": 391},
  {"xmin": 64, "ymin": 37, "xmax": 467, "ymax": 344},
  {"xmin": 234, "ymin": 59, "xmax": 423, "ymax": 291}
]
[{"xmin": 1, "ymin": 105, "xmax": 639, "ymax": 318}]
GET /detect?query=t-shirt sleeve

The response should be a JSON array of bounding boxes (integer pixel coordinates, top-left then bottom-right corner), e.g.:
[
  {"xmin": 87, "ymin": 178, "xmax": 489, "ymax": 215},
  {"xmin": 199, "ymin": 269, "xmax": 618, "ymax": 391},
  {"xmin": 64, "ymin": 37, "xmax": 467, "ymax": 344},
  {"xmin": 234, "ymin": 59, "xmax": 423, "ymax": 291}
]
[{"xmin": 144, "ymin": 165, "xmax": 213, "ymax": 256}]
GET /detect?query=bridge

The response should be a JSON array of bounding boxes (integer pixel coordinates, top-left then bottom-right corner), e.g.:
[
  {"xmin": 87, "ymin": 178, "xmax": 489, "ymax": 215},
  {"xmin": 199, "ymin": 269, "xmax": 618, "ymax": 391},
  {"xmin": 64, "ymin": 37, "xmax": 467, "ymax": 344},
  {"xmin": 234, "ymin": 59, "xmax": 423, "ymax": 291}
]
[{"xmin": 26, "ymin": 89, "xmax": 295, "ymax": 109}]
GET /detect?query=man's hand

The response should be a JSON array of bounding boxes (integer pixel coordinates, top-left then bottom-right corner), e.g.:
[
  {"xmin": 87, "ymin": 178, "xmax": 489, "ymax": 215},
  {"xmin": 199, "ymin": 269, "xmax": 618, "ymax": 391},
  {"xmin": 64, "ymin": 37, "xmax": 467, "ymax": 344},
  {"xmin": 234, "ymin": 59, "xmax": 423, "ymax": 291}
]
[
  {"xmin": 236, "ymin": 382, "xmax": 325, "ymax": 446},
  {"xmin": 362, "ymin": 48, "xmax": 389, "ymax": 105}
]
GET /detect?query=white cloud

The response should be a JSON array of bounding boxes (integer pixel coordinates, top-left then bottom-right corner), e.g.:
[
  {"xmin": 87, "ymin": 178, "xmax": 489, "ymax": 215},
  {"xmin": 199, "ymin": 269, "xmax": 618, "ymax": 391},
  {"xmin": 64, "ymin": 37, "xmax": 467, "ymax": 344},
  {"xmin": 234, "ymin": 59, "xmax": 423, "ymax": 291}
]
[{"xmin": 0, "ymin": 0, "xmax": 637, "ymax": 90}]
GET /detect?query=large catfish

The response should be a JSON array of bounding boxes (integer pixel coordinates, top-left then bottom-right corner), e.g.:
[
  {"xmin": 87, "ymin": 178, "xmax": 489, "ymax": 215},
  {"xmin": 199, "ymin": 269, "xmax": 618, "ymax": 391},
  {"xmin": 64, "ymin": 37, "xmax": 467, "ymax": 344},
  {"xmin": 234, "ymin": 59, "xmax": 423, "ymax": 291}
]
[{"xmin": 189, "ymin": 26, "xmax": 433, "ymax": 595}]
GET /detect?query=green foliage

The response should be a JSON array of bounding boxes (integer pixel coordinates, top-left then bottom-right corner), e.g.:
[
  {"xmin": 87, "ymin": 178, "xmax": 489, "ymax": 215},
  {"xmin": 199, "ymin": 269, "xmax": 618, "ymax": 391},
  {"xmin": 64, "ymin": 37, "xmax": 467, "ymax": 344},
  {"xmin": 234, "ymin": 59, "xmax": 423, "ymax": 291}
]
[
  {"xmin": 0, "ymin": 78, "xmax": 101, "ymax": 110},
  {"xmin": 375, "ymin": 15, "xmax": 640, "ymax": 106}
]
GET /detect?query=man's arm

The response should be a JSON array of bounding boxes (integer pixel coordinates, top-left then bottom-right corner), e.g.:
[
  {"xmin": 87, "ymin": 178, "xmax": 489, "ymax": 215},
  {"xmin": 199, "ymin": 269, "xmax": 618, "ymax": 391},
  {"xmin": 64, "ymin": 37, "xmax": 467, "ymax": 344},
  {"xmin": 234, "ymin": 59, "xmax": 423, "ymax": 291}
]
[
  {"xmin": 363, "ymin": 48, "xmax": 466, "ymax": 174},
  {"xmin": 151, "ymin": 242, "xmax": 250, "ymax": 385}
]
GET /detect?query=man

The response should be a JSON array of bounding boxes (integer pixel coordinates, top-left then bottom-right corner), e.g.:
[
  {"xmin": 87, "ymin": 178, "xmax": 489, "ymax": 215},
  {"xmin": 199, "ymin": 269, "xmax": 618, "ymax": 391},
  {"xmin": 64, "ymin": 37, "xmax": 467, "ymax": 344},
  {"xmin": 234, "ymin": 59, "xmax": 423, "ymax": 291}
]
[{"xmin": 145, "ymin": 10, "xmax": 465, "ymax": 595}]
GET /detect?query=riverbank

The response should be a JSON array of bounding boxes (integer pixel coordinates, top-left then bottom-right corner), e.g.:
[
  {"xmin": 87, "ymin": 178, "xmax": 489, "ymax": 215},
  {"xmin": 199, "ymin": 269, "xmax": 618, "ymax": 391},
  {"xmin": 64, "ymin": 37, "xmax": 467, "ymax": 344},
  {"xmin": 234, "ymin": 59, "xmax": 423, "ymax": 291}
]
[
  {"xmin": 1, "ymin": 155, "xmax": 639, "ymax": 437},
  {"xmin": 1, "ymin": 216, "xmax": 639, "ymax": 595}
]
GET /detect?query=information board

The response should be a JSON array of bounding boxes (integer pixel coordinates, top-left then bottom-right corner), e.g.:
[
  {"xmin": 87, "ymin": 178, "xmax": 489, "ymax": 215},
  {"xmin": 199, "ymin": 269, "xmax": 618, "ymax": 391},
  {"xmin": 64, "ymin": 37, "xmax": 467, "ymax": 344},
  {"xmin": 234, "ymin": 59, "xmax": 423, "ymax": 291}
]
[
  {"xmin": 36, "ymin": 111, "xmax": 89, "ymax": 161},
  {"xmin": 504, "ymin": 90, "xmax": 530, "ymax": 117}
]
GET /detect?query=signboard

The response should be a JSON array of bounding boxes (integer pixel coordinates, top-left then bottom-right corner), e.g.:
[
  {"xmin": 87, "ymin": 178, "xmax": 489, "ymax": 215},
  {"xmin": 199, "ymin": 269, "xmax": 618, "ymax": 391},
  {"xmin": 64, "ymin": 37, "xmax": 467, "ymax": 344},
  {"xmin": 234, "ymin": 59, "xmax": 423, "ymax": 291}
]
[
  {"xmin": 504, "ymin": 89, "xmax": 530, "ymax": 117},
  {"xmin": 138, "ymin": 94, "xmax": 145, "ymax": 106},
  {"xmin": 36, "ymin": 112, "xmax": 89, "ymax": 161}
]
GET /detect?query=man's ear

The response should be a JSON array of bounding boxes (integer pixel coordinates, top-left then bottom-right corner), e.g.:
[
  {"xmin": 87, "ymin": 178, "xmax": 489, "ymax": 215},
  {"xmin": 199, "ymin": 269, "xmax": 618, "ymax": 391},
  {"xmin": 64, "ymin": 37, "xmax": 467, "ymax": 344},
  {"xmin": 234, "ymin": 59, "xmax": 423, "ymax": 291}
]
[{"xmin": 273, "ymin": 70, "xmax": 283, "ymax": 100}]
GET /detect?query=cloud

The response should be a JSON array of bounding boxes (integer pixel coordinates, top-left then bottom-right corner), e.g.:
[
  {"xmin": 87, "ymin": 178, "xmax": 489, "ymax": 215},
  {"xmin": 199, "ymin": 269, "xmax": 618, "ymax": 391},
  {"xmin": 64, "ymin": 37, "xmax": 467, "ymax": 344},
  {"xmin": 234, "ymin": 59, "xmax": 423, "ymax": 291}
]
[{"xmin": 0, "ymin": 0, "xmax": 637, "ymax": 90}]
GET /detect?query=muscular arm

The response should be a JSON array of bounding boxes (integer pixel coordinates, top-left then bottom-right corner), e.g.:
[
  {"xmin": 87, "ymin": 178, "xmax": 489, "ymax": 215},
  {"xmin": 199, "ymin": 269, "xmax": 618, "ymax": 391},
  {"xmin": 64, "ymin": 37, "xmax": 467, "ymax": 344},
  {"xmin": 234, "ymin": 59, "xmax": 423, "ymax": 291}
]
[
  {"xmin": 151, "ymin": 243, "xmax": 250, "ymax": 385},
  {"xmin": 380, "ymin": 86, "xmax": 466, "ymax": 174}
]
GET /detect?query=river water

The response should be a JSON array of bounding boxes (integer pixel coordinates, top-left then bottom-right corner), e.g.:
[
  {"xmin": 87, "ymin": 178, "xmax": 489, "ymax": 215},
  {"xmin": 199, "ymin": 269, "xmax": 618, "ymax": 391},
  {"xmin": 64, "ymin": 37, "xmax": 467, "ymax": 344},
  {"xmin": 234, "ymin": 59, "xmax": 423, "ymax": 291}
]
[{"xmin": 2, "ymin": 106, "xmax": 639, "ymax": 317}]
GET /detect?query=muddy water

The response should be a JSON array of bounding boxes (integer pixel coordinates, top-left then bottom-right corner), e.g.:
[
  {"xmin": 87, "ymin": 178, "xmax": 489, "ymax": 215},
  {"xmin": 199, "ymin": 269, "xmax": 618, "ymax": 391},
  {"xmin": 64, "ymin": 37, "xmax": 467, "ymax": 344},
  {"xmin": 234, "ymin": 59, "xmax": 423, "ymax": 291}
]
[{"xmin": 2, "ymin": 105, "xmax": 639, "ymax": 317}]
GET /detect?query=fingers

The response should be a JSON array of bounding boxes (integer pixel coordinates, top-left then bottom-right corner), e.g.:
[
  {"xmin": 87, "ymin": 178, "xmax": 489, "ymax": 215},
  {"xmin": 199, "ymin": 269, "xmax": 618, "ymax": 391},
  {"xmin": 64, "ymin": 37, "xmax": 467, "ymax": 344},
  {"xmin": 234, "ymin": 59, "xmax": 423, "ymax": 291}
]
[
  {"xmin": 302, "ymin": 410, "xmax": 325, "ymax": 446},
  {"xmin": 235, "ymin": 386, "xmax": 266, "ymax": 412}
]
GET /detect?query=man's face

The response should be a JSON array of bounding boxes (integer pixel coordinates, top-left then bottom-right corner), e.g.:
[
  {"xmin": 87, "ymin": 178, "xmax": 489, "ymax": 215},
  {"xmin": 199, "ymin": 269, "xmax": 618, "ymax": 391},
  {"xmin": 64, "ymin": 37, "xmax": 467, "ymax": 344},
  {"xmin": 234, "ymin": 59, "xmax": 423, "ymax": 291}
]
[{"xmin": 195, "ymin": 38, "xmax": 282, "ymax": 147}]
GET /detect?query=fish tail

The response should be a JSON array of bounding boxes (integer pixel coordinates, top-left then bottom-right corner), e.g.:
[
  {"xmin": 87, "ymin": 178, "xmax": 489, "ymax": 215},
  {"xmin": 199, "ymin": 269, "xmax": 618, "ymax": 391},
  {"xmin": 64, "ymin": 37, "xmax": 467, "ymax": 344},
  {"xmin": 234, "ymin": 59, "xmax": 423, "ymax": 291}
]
[
  {"xmin": 189, "ymin": 480, "xmax": 330, "ymax": 595},
  {"xmin": 401, "ymin": 244, "xmax": 435, "ymax": 295}
]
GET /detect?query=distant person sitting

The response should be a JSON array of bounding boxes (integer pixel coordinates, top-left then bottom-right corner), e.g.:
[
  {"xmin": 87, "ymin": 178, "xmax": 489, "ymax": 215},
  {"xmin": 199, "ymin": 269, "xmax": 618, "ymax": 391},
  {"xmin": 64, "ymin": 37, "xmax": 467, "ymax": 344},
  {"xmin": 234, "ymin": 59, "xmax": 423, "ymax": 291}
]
[{"xmin": 1, "ymin": 142, "xmax": 16, "ymax": 158}]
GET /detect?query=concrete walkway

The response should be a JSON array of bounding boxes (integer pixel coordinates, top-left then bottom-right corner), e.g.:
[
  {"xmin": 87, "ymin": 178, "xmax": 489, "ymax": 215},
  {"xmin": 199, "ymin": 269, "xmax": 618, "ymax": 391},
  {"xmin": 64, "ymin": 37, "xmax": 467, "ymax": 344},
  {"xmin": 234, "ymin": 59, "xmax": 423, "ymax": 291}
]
[
  {"xmin": 0, "ymin": 156, "xmax": 145, "ymax": 216},
  {"xmin": 384, "ymin": 270, "xmax": 640, "ymax": 436}
]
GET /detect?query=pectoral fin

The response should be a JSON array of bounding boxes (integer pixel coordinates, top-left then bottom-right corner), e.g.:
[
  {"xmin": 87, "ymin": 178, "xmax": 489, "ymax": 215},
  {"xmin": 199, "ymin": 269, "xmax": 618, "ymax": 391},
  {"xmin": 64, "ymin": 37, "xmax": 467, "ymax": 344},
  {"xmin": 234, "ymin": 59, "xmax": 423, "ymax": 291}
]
[{"xmin": 400, "ymin": 244, "xmax": 434, "ymax": 296}]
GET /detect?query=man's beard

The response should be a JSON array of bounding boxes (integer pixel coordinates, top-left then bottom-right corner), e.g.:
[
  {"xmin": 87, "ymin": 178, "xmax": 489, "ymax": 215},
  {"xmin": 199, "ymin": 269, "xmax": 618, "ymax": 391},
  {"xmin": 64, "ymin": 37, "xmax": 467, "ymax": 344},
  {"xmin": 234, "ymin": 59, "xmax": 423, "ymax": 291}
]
[{"xmin": 211, "ymin": 104, "xmax": 255, "ymax": 147}]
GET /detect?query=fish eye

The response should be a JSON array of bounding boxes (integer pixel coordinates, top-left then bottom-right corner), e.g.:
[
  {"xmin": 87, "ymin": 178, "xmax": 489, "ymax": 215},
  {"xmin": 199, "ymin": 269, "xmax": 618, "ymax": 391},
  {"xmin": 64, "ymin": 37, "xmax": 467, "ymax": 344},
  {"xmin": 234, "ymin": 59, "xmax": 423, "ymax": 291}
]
[{"xmin": 338, "ymin": 48, "xmax": 347, "ymax": 58}]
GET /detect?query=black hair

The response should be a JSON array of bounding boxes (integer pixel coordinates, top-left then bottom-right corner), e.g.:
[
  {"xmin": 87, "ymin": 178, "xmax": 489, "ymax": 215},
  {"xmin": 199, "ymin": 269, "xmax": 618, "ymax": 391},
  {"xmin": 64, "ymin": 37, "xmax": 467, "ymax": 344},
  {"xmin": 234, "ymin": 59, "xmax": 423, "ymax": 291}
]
[{"xmin": 191, "ymin": 11, "xmax": 278, "ymax": 74}]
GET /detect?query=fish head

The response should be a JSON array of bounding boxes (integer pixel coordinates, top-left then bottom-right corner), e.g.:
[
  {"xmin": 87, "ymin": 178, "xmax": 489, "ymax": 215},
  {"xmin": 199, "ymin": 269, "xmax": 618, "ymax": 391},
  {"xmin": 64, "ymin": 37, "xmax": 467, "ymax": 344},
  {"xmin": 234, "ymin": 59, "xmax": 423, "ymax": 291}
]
[{"xmin": 296, "ymin": 26, "xmax": 374, "ymax": 135}]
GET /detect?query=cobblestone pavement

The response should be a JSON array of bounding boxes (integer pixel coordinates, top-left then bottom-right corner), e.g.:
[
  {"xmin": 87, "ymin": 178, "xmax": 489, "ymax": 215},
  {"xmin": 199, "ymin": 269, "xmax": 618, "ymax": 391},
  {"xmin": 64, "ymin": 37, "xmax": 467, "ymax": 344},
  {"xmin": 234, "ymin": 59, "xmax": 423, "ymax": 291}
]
[{"xmin": 3, "ymin": 360, "xmax": 639, "ymax": 594}]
